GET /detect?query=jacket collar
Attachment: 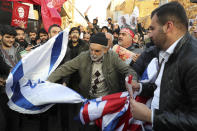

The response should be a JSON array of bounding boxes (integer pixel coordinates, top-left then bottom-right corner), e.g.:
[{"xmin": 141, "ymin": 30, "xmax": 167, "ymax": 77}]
[{"xmin": 172, "ymin": 32, "xmax": 190, "ymax": 56}]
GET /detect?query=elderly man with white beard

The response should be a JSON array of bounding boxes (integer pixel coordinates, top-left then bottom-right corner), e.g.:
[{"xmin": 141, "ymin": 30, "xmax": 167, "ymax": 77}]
[
  {"xmin": 47, "ymin": 32, "xmax": 137, "ymax": 131},
  {"xmin": 48, "ymin": 32, "xmax": 137, "ymax": 99}
]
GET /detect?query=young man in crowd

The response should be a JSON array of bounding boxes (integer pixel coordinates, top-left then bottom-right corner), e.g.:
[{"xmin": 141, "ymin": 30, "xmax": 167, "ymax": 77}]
[
  {"xmin": 0, "ymin": 25, "xmax": 21, "ymax": 68},
  {"xmin": 28, "ymin": 30, "xmax": 37, "ymax": 46},
  {"xmin": 0, "ymin": 25, "xmax": 20, "ymax": 131},
  {"xmin": 15, "ymin": 27, "xmax": 29, "ymax": 49},
  {"xmin": 107, "ymin": 17, "xmax": 114, "ymax": 33},
  {"xmin": 65, "ymin": 27, "xmax": 89, "ymax": 96},
  {"xmin": 68, "ymin": 27, "xmax": 89, "ymax": 59},
  {"xmin": 112, "ymin": 29, "xmax": 120, "ymax": 45},
  {"xmin": 38, "ymin": 28, "xmax": 49, "ymax": 44},
  {"xmin": 83, "ymin": 32, "xmax": 91, "ymax": 44},
  {"xmin": 48, "ymin": 24, "xmax": 62, "ymax": 38}
]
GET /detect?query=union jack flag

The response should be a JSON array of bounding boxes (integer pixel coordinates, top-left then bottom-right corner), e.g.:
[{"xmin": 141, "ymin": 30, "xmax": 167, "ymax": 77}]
[{"xmin": 79, "ymin": 92, "xmax": 152, "ymax": 131}]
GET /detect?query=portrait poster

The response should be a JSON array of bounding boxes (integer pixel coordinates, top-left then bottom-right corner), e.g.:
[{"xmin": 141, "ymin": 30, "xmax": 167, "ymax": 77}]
[
  {"xmin": 112, "ymin": 45, "xmax": 136, "ymax": 64},
  {"xmin": 118, "ymin": 14, "xmax": 130, "ymax": 29},
  {"xmin": 11, "ymin": 2, "xmax": 30, "ymax": 28},
  {"xmin": 129, "ymin": 15, "xmax": 137, "ymax": 30}
]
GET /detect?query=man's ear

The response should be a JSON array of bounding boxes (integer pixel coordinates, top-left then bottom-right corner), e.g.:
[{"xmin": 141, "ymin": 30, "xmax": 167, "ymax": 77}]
[
  {"xmin": 163, "ymin": 21, "xmax": 174, "ymax": 33},
  {"xmin": 104, "ymin": 47, "xmax": 109, "ymax": 53}
]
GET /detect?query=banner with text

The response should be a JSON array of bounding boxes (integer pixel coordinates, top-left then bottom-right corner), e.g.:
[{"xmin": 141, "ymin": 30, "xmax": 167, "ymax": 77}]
[{"xmin": 11, "ymin": 2, "xmax": 30, "ymax": 28}]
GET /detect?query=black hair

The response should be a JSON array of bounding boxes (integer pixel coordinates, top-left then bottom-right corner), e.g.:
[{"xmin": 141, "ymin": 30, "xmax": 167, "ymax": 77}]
[
  {"xmin": 15, "ymin": 26, "xmax": 25, "ymax": 33},
  {"xmin": 113, "ymin": 29, "xmax": 120, "ymax": 35},
  {"xmin": 77, "ymin": 25, "xmax": 83, "ymax": 33},
  {"xmin": 28, "ymin": 30, "xmax": 38, "ymax": 34},
  {"xmin": 28, "ymin": 30, "xmax": 37, "ymax": 34},
  {"xmin": 1, "ymin": 25, "xmax": 17, "ymax": 36},
  {"xmin": 48, "ymin": 24, "xmax": 62, "ymax": 33},
  {"xmin": 69, "ymin": 27, "xmax": 80, "ymax": 35},
  {"xmin": 151, "ymin": 1, "xmax": 188, "ymax": 30},
  {"xmin": 108, "ymin": 17, "xmax": 112, "ymax": 21},
  {"xmin": 38, "ymin": 28, "xmax": 48, "ymax": 35},
  {"xmin": 101, "ymin": 26, "xmax": 108, "ymax": 32},
  {"xmin": 93, "ymin": 18, "xmax": 98, "ymax": 25}
]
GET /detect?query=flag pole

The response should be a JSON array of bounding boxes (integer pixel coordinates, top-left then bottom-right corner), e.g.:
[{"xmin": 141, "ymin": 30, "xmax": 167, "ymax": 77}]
[{"xmin": 67, "ymin": 0, "xmax": 86, "ymax": 21}]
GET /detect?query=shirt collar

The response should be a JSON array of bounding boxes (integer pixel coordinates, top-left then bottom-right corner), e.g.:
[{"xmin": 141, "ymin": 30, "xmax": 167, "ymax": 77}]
[
  {"xmin": 166, "ymin": 36, "xmax": 183, "ymax": 55},
  {"xmin": 159, "ymin": 36, "xmax": 183, "ymax": 62}
]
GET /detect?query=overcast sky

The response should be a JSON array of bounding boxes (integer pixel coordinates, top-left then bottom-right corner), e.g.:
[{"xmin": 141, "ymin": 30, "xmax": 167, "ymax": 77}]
[{"xmin": 74, "ymin": 0, "xmax": 111, "ymax": 26}]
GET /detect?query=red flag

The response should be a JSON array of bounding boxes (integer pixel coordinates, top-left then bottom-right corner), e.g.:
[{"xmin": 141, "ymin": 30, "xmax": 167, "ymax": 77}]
[
  {"xmin": 8, "ymin": 0, "xmax": 66, "ymax": 31},
  {"xmin": 8, "ymin": 0, "xmax": 39, "ymax": 5},
  {"xmin": 11, "ymin": 2, "xmax": 30, "ymax": 28},
  {"xmin": 40, "ymin": 0, "xmax": 66, "ymax": 31},
  {"xmin": 40, "ymin": 0, "xmax": 62, "ymax": 32}
]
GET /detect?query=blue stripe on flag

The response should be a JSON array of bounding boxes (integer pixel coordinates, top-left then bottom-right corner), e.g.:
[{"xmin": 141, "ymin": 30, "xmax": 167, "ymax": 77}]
[
  {"xmin": 10, "ymin": 58, "xmax": 49, "ymax": 110},
  {"xmin": 103, "ymin": 107, "xmax": 127, "ymax": 131},
  {"xmin": 11, "ymin": 81, "xmax": 48, "ymax": 110},
  {"xmin": 49, "ymin": 32, "xmax": 63, "ymax": 73},
  {"xmin": 140, "ymin": 69, "xmax": 148, "ymax": 81}
]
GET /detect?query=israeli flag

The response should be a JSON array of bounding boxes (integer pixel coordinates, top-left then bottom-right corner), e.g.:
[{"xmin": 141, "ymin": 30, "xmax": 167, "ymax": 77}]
[
  {"xmin": 6, "ymin": 29, "xmax": 84, "ymax": 114},
  {"xmin": 140, "ymin": 57, "xmax": 159, "ymax": 83}
]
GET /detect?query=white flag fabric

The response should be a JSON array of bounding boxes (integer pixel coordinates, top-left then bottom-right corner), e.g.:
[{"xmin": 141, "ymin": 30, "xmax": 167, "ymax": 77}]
[
  {"xmin": 140, "ymin": 58, "xmax": 158, "ymax": 83},
  {"xmin": 6, "ymin": 29, "xmax": 85, "ymax": 114}
]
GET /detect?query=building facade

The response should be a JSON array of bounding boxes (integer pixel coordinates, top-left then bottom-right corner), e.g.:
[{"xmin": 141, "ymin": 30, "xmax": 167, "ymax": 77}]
[{"xmin": 107, "ymin": 0, "xmax": 159, "ymax": 29}]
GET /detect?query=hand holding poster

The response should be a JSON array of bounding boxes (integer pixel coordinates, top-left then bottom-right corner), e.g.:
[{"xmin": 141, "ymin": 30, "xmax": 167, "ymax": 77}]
[
  {"xmin": 11, "ymin": 2, "xmax": 30, "ymax": 28},
  {"xmin": 112, "ymin": 45, "xmax": 136, "ymax": 64}
]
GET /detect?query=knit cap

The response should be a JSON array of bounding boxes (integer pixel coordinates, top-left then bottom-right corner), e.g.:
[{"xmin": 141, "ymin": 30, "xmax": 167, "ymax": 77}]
[{"xmin": 90, "ymin": 32, "xmax": 108, "ymax": 46}]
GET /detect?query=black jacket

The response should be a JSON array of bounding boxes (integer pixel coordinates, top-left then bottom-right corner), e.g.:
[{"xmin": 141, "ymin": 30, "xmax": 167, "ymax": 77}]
[
  {"xmin": 68, "ymin": 39, "xmax": 89, "ymax": 59},
  {"xmin": 0, "ymin": 55, "xmax": 10, "ymax": 78},
  {"xmin": 140, "ymin": 32, "xmax": 197, "ymax": 131},
  {"xmin": 131, "ymin": 46, "xmax": 159, "ymax": 77}
]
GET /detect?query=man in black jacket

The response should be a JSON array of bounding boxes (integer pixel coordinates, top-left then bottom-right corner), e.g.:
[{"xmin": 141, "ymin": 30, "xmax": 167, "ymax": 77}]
[
  {"xmin": 68, "ymin": 27, "xmax": 89, "ymax": 59},
  {"xmin": 128, "ymin": 2, "xmax": 197, "ymax": 131},
  {"xmin": 62, "ymin": 27, "xmax": 89, "ymax": 131},
  {"xmin": 0, "ymin": 55, "xmax": 10, "ymax": 131}
]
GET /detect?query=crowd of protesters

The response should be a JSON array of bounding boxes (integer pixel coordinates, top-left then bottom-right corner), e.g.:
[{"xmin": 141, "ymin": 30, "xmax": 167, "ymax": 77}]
[{"xmin": 0, "ymin": 1, "xmax": 197, "ymax": 131}]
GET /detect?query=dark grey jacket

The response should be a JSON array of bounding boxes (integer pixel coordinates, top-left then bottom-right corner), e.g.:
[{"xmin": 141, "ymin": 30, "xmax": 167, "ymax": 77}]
[
  {"xmin": 48, "ymin": 50, "xmax": 137, "ymax": 98},
  {"xmin": 140, "ymin": 32, "xmax": 197, "ymax": 131},
  {"xmin": 131, "ymin": 46, "xmax": 159, "ymax": 77},
  {"xmin": 153, "ymin": 33, "xmax": 197, "ymax": 131}
]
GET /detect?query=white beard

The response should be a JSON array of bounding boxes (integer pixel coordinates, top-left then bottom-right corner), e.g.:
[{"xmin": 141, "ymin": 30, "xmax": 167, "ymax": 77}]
[{"xmin": 90, "ymin": 52, "xmax": 104, "ymax": 62}]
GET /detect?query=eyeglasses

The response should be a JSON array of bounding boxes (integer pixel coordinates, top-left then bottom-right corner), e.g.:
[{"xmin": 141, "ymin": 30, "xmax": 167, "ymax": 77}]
[{"xmin": 71, "ymin": 31, "xmax": 79, "ymax": 34}]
